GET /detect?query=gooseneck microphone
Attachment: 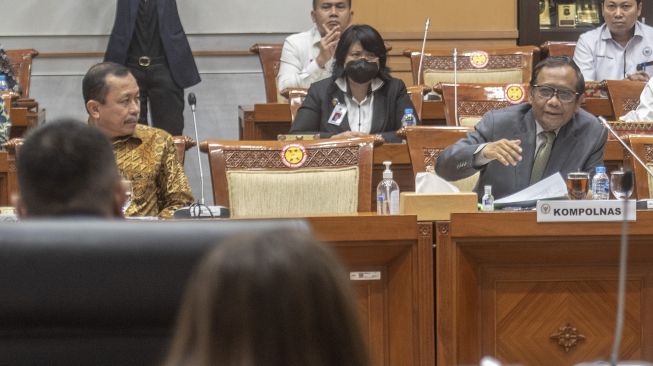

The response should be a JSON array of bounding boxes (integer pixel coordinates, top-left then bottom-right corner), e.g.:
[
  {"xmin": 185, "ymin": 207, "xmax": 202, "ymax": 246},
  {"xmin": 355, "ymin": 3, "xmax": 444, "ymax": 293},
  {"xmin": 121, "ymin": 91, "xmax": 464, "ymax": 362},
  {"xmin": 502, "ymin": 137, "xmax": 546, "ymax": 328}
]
[
  {"xmin": 610, "ymin": 170, "xmax": 633, "ymax": 366},
  {"xmin": 598, "ymin": 116, "xmax": 653, "ymax": 178},
  {"xmin": 173, "ymin": 93, "xmax": 229, "ymax": 219},
  {"xmin": 417, "ymin": 17, "xmax": 430, "ymax": 86},
  {"xmin": 188, "ymin": 92, "xmax": 204, "ymax": 205},
  {"xmin": 453, "ymin": 48, "xmax": 459, "ymax": 126}
]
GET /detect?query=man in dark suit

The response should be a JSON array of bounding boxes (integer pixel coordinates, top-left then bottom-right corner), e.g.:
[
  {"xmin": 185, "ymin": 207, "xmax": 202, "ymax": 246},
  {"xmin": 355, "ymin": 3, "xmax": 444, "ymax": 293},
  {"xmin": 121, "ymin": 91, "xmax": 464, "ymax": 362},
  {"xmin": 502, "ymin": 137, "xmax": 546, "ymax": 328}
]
[
  {"xmin": 104, "ymin": 0, "xmax": 200, "ymax": 136},
  {"xmin": 436, "ymin": 56, "xmax": 608, "ymax": 200}
]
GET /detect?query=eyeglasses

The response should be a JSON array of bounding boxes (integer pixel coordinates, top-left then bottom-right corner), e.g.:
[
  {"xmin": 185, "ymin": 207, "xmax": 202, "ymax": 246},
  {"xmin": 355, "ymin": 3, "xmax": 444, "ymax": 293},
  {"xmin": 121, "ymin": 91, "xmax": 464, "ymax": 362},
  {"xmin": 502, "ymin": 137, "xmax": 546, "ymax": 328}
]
[
  {"xmin": 347, "ymin": 52, "xmax": 379, "ymax": 62},
  {"xmin": 532, "ymin": 85, "xmax": 580, "ymax": 103}
]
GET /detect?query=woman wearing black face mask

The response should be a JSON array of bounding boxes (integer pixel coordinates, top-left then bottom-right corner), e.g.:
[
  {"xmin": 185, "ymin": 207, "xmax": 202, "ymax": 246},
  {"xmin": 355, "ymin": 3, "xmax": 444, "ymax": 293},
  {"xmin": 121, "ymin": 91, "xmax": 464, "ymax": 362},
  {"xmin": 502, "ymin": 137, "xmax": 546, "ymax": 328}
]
[{"xmin": 290, "ymin": 24, "xmax": 418, "ymax": 143}]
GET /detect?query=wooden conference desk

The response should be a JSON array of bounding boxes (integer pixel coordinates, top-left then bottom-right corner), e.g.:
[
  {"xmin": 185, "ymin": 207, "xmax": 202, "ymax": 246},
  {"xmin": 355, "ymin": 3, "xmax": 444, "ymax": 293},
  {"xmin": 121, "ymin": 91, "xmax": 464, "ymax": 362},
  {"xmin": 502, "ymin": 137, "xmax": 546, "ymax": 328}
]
[
  {"xmin": 238, "ymin": 98, "xmax": 613, "ymax": 141},
  {"xmin": 288, "ymin": 215, "xmax": 434, "ymax": 366},
  {"xmin": 0, "ymin": 151, "xmax": 17, "ymax": 207},
  {"xmin": 435, "ymin": 210, "xmax": 653, "ymax": 366}
]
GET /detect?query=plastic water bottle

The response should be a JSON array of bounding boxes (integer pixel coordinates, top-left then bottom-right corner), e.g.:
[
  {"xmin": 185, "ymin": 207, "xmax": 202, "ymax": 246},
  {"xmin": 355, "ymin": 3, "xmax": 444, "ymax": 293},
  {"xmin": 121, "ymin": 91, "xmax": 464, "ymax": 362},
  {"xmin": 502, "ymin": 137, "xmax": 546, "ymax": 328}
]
[
  {"xmin": 592, "ymin": 166, "xmax": 610, "ymax": 200},
  {"xmin": 0, "ymin": 75, "xmax": 9, "ymax": 93},
  {"xmin": 401, "ymin": 108, "xmax": 416, "ymax": 127},
  {"xmin": 376, "ymin": 161, "xmax": 400, "ymax": 215},
  {"xmin": 481, "ymin": 185, "xmax": 494, "ymax": 211}
]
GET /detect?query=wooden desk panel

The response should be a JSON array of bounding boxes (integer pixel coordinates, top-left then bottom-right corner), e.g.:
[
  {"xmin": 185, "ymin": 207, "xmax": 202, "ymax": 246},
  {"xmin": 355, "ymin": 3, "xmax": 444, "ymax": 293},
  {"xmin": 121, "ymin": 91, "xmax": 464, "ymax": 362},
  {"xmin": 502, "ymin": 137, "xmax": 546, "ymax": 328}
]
[
  {"xmin": 306, "ymin": 215, "xmax": 434, "ymax": 366},
  {"xmin": 9, "ymin": 106, "xmax": 43, "ymax": 139},
  {"xmin": 0, "ymin": 152, "xmax": 9, "ymax": 206},
  {"xmin": 436, "ymin": 211, "xmax": 653, "ymax": 365},
  {"xmin": 0, "ymin": 151, "xmax": 16, "ymax": 207}
]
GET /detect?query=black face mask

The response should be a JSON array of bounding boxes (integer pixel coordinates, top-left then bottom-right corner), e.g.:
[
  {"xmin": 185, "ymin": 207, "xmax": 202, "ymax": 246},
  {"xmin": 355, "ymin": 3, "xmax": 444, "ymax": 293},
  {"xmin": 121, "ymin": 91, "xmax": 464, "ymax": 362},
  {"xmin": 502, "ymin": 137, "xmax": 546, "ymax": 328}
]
[{"xmin": 345, "ymin": 59, "xmax": 379, "ymax": 83}]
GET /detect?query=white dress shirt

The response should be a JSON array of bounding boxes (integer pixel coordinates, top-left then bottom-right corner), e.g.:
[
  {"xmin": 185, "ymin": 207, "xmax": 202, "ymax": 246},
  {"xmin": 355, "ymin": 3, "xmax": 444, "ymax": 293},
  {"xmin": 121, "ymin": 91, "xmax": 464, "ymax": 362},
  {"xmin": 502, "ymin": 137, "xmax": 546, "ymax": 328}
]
[
  {"xmin": 574, "ymin": 22, "xmax": 653, "ymax": 81},
  {"xmin": 335, "ymin": 77, "xmax": 385, "ymax": 134},
  {"xmin": 277, "ymin": 26, "xmax": 334, "ymax": 91}
]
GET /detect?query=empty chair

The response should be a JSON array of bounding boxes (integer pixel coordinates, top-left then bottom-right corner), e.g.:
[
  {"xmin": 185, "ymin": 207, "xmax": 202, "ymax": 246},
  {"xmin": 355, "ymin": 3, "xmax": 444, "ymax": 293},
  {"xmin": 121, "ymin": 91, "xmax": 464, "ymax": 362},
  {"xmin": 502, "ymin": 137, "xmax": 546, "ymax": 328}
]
[
  {"xmin": 625, "ymin": 135, "xmax": 653, "ymax": 199},
  {"xmin": 605, "ymin": 79, "xmax": 647, "ymax": 119},
  {"xmin": 250, "ymin": 43, "xmax": 283, "ymax": 103},
  {"xmin": 404, "ymin": 46, "xmax": 537, "ymax": 90},
  {"xmin": 539, "ymin": 41, "xmax": 576, "ymax": 58},
  {"xmin": 402, "ymin": 125, "xmax": 478, "ymax": 191},
  {"xmin": 200, "ymin": 136, "xmax": 375, "ymax": 217},
  {"xmin": 440, "ymin": 83, "xmax": 530, "ymax": 127}
]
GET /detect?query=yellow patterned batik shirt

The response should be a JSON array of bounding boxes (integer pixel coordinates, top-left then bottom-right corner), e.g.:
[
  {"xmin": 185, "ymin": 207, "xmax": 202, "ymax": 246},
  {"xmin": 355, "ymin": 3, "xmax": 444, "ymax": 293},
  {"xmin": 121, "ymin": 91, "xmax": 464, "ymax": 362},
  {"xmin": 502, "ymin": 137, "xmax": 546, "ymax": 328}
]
[{"xmin": 112, "ymin": 124, "xmax": 193, "ymax": 219}]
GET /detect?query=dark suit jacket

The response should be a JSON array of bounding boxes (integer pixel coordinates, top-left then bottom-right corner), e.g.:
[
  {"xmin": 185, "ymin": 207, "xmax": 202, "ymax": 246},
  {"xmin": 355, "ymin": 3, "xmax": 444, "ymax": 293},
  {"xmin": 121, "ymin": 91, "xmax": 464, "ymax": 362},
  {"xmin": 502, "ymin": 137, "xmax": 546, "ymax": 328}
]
[
  {"xmin": 435, "ymin": 103, "xmax": 608, "ymax": 200},
  {"xmin": 104, "ymin": 0, "xmax": 200, "ymax": 89},
  {"xmin": 290, "ymin": 77, "xmax": 417, "ymax": 143}
]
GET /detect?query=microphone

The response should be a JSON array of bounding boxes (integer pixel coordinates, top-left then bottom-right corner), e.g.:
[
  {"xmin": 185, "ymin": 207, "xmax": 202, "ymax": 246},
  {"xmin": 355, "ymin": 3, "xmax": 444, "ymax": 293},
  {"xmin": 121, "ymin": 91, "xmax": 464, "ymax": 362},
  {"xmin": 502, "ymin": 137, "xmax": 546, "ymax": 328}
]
[
  {"xmin": 598, "ymin": 116, "xmax": 653, "ymax": 178},
  {"xmin": 174, "ymin": 92, "xmax": 229, "ymax": 219},
  {"xmin": 453, "ymin": 48, "xmax": 459, "ymax": 126},
  {"xmin": 417, "ymin": 17, "xmax": 430, "ymax": 86},
  {"xmin": 610, "ymin": 169, "xmax": 632, "ymax": 366},
  {"xmin": 188, "ymin": 92, "xmax": 197, "ymax": 112}
]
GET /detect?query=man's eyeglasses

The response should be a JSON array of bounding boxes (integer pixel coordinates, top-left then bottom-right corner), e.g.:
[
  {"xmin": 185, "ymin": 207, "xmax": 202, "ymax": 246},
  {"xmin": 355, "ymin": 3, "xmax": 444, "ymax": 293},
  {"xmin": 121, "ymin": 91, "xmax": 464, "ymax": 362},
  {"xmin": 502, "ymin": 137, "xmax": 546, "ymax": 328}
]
[{"xmin": 532, "ymin": 85, "xmax": 580, "ymax": 103}]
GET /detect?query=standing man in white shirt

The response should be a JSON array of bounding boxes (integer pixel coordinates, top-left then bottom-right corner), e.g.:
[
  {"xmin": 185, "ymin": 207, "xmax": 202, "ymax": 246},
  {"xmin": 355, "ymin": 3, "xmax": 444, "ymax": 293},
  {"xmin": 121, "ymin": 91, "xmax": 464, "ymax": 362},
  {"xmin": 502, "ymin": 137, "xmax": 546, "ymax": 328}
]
[
  {"xmin": 573, "ymin": 0, "xmax": 653, "ymax": 81},
  {"xmin": 277, "ymin": 0, "xmax": 354, "ymax": 92}
]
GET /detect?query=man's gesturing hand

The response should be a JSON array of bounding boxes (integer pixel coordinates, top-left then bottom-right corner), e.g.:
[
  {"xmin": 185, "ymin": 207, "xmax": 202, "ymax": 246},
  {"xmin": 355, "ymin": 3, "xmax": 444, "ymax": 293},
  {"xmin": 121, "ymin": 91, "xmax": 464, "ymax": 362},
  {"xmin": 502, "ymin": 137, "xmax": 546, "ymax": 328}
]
[{"xmin": 481, "ymin": 139, "xmax": 522, "ymax": 166}]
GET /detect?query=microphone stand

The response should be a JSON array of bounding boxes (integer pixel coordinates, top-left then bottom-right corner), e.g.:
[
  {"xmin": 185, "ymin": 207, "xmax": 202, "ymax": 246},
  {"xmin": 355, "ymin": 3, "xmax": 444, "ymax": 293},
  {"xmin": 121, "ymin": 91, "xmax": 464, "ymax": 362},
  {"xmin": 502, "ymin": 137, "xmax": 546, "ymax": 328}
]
[
  {"xmin": 453, "ymin": 48, "xmax": 459, "ymax": 126},
  {"xmin": 189, "ymin": 98, "xmax": 205, "ymax": 205},
  {"xmin": 417, "ymin": 17, "xmax": 430, "ymax": 86},
  {"xmin": 598, "ymin": 116, "xmax": 653, "ymax": 178}
]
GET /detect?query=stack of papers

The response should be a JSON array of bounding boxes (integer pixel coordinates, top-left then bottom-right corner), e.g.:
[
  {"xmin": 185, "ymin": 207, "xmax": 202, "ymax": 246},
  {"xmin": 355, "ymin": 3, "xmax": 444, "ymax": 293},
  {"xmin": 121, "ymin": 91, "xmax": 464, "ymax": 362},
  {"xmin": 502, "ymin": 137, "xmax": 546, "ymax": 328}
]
[{"xmin": 495, "ymin": 173, "xmax": 568, "ymax": 208}]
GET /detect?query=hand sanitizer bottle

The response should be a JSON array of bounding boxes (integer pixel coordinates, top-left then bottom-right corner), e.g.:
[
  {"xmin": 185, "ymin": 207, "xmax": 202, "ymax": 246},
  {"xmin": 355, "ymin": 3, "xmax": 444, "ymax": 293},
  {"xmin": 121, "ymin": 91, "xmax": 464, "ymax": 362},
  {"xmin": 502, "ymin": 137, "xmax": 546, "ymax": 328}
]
[
  {"xmin": 376, "ymin": 161, "xmax": 400, "ymax": 215},
  {"xmin": 481, "ymin": 185, "xmax": 494, "ymax": 212}
]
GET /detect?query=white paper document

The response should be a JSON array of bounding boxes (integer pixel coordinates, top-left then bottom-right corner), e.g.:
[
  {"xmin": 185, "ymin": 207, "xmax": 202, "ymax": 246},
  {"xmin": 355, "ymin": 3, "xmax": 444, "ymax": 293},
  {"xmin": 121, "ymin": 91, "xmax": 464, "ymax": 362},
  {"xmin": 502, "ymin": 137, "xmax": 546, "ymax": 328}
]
[{"xmin": 494, "ymin": 173, "xmax": 568, "ymax": 206}]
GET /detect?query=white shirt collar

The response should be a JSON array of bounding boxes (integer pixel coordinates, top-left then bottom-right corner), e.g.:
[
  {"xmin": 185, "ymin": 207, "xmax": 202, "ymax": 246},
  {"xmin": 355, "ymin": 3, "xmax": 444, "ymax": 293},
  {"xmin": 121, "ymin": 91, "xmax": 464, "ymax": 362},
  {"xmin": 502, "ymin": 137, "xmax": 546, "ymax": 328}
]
[{"xmin": 335, "ymin": 77, "xmax": 385, "ymax": 94}]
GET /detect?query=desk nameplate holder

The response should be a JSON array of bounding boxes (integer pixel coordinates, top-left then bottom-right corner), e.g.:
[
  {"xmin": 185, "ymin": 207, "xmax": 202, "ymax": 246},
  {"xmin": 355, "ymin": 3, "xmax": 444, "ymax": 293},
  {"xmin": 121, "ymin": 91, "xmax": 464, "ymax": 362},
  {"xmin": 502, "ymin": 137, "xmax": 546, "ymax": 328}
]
[{"xmin": 536, "ymin": 200, "xmax": 636, "ymax": 222}]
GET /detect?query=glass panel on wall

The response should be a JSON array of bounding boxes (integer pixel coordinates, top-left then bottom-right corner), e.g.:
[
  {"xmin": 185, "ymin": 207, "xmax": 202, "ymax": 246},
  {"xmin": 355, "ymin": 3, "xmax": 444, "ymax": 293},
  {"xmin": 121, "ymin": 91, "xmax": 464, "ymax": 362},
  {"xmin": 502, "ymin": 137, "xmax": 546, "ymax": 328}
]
[{"xmin": 539, "ymin": 0, "xmax": 603, "ymax": 29}]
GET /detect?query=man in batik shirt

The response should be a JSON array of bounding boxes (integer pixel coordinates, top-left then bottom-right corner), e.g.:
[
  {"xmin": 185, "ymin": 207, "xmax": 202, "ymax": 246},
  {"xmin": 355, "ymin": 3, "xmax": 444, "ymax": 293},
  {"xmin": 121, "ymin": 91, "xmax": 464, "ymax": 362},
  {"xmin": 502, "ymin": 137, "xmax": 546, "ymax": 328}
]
[{"xmin": 82, "ymin": 62, "xmax": 193, "ymax": 218}]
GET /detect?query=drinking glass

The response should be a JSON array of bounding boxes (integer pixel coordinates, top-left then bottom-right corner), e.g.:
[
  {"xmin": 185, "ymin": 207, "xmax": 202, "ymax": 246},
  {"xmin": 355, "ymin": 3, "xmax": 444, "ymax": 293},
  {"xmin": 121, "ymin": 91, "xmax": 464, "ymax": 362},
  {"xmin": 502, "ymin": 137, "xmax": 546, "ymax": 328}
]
[
  {"xmin": 566, "ymin": 171, "xmax": 590, "ymax": 200},
  {"xmin": 122, "ymin": 179, "xmax": 133, "ymax": 215},
  {"xmin": 610, "ymin": 170, "xmax": 633, "ymax": 200}
]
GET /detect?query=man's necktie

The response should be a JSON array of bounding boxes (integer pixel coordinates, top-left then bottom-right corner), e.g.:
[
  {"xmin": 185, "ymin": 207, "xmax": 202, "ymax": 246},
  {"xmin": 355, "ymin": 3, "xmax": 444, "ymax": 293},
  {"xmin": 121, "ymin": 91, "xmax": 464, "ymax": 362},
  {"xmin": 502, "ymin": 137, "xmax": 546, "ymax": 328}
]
[{"xmin": 530, "ymin": 131, "xmax": 556, "ymax": 184}]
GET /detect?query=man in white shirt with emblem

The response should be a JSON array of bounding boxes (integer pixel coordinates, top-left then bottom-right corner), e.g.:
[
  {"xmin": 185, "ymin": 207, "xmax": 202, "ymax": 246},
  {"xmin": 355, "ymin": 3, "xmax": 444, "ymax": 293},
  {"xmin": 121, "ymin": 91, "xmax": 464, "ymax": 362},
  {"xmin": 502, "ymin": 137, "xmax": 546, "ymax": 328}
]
[
  {"xmin": 573, "ymin": 0, "xmax": 653, "ymax": 81},
  {"xmin": 277, "ymin": 0, "xmax": 353, "ymax": 92}
]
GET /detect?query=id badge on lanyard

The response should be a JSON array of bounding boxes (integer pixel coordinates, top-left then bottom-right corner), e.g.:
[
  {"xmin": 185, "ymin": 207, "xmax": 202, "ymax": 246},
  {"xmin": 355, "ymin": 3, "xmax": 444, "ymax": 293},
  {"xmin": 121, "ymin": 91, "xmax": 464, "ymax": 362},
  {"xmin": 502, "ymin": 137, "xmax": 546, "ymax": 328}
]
[{"xmin": 328, "ymin": 103, "xmax": 347, "ymax": 126}]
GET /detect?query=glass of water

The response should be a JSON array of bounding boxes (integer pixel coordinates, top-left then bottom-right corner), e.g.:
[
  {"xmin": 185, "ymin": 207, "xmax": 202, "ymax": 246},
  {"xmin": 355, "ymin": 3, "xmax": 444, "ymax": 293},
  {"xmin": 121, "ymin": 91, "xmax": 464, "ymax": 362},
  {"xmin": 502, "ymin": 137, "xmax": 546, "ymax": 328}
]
[
  {"xmin": 610, "ymin": 170, "xmax": 633, "ymax": 200},
  {"xmin": 121, "ymin": 179, "xmax": 133, "ymax": 215}
]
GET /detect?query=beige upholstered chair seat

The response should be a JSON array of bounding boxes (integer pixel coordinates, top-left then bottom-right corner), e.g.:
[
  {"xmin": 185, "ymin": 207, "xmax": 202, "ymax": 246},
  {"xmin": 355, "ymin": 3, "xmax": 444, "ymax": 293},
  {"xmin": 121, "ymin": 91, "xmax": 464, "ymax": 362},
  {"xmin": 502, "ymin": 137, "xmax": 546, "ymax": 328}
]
[
  {"xmin": 227, "ymin": 167, "xmax": 359, "ymax": 218},
  {"xmin": 450, "ymin": 172, "xmax": 480, "ymax": 192},
  {"xmin": 200, "ymin": 137, "xmax": 375, "ymax": 217}
]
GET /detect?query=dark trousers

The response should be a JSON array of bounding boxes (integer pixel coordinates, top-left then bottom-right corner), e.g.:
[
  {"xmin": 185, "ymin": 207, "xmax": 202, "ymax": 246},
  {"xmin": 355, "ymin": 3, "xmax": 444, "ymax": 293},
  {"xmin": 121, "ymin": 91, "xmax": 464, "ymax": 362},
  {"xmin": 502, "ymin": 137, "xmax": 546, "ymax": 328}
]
[{"xmin": 128, "ymin": 63, "xmax": 185, "ymax": 136}]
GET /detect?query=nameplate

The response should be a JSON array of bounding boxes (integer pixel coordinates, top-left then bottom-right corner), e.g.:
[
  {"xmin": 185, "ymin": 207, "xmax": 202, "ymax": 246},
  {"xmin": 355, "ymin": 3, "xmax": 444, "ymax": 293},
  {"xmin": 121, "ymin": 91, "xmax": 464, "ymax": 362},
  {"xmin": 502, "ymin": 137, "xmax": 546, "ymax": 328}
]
[
  {"xmin": 536, "ymin": 200, "xmax": 636, "ymax": 222},
  {"xmin": 350, "ymin": 271, "xmax": 381, "ymax": 281}
]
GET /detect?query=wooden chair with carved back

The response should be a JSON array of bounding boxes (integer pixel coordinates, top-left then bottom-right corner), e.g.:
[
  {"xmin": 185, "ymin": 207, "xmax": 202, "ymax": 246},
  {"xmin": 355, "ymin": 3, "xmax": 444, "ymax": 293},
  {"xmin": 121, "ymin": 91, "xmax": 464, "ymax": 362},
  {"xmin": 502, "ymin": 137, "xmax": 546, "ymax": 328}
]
[
  {"xmin": 250, "ymin": 43, "xmax": 283, "ymax": 103},
  {"xmin": 539, "ymin": 41, "xmax": 576, "ymax": 58},
  {"xmin": 403, "ymin": 46, "xmax": 537, "ymax": 92},
  {"xmin": 605, "ymin": 80, "xmax": 647, "ymax": 120},
  {"xmin": 172, "ymin": 136, "xmax": 196, "ymax": 165},
  {"xmin": 406, "ymin": 85, "xmax": 429, "ymax": 121},
  {"xmin": 4, "ymin": 49, "xmax": 38, "ymax": 98},
  {"xmin": 199, "ymin": 136, "xmax": 375, "ymax": 217},
  {"xmin": 624, "ymin": 134, "xmax": 653, "ymax": 199},
  {"xmin": 280, "ymin": 87, "xmax": 308, "ymax": 123},
  {"xmin": 401, "ymin": 125, "xmax": 478, "ymax": 192},
  {"xmin": 439, "ymin": 83, "xmax": 530, "ymax": 127}
]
